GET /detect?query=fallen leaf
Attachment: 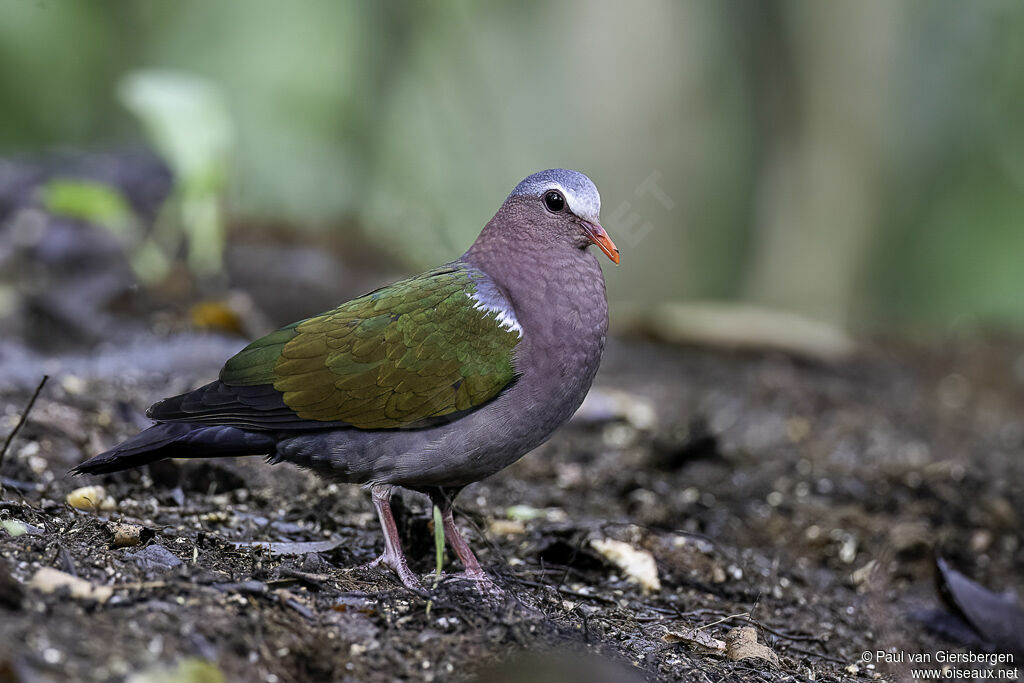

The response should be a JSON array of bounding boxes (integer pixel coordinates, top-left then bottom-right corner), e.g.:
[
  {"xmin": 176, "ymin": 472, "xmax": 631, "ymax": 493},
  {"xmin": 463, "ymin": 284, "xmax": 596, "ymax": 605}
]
[
  {"xmin": 590, "ymin": 538, "xmax": 661, "ymax": 592},
  {"xmin": 662, "ymin": 628, "xmax": 726, "ymax": 655}
]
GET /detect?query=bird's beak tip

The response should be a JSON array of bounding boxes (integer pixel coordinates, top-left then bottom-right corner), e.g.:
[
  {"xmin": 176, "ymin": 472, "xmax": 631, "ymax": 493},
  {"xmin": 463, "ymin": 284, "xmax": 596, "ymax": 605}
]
[{"xmin": 584, "ymin": 221, "xmax": 620, "ymax": 264}]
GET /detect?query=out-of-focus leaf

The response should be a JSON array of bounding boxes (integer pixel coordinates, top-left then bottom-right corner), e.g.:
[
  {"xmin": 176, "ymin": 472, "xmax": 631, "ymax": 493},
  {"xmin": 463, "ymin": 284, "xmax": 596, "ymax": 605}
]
[
  {"xmin": 118, "ymin": 69, "xmax": 233, "ymax": 278},
  {"xmin": 118, "ymin": 70, "xmax": 232, "ymax": 183},
  {"xmin": 189, "ymin": 300, "xmax": 245, "ymax": 336},
  {"xmin": 126, "ymin": 658, "xmax": 225, "ymax": 683},
  {"xmin": 0, "ymin": 519, "xmax": 27, "ymax": 538},
  {"xmin": 39, "ymin": 177, "xmax": 172, "ymax": 284},
  {"xmin": 41, "ymin": 179, "xmax": 137, "ymax": 239}
]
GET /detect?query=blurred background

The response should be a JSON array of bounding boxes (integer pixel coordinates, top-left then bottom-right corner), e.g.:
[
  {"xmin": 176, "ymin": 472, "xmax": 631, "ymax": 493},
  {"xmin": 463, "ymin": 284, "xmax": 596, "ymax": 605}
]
[
  {"xmin": 3, "ymin": 4, "xmax": 1024, "ymax": 678},
  {"xmin": 2, "ymin": 0, "xmax": 1024, "ymax": 342}
]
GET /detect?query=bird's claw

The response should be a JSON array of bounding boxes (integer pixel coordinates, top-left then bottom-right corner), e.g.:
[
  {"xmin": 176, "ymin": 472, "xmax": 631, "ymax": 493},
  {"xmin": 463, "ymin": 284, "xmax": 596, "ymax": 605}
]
[
  {"xmin": 445, "ymin": 570, "xmax": 505, "ymax": 601},
  {"xmin": 365, "ymin": 553, "xmax": 428, "ymax": 597}
]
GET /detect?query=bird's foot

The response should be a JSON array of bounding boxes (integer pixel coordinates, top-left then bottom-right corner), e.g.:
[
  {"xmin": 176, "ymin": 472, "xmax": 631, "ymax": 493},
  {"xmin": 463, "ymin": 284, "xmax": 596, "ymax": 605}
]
[
  {"xmin": 366, "ymin": 553, "xmax": 427, "ymax": 596},
  {"xmin": 446, "ymin": 569, "xmax": 505, "ymax": 600}
]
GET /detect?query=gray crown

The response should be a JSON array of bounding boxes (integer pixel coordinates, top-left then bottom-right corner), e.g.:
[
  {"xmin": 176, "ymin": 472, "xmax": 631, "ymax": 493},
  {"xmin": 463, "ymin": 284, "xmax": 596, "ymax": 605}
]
[{"xmin": 509, "ymin": 169, "xmax": 601, "ymax": 223}]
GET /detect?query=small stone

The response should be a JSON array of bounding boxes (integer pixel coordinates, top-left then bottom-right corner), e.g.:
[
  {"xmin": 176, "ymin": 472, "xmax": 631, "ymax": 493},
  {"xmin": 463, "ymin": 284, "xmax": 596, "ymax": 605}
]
[
  {"xmin": 128, "ymin": 545, "xmax": 183, "ymax": 571},
  {"xmin": 970, "ymin": 530, "xmax": 993, "ymax": 553},
  {"xmin": 61, "ymin": 375, "xmax": 87, "ymax": 395}
]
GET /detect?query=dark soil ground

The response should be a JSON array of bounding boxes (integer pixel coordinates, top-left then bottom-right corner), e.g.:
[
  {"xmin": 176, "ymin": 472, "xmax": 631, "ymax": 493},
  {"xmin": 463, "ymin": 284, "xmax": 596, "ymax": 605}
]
[
  {"xmin": 0, "ymin": 155, "xmax": 1021, "ymax": 682},
  {"xmin": 2, "ymin": 328, "xmax": 1023, "ymax": 682}
]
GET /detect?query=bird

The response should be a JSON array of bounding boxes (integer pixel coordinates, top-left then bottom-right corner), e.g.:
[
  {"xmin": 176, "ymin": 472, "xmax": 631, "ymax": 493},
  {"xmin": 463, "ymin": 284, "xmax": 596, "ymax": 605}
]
[{"xmin": 73, "ymin": 168, "xmax": 619, "ymax": 593}]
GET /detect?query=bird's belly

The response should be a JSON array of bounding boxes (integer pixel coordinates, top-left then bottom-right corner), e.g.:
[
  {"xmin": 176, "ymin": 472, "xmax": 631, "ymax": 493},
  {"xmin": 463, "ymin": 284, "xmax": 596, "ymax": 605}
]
[
  {"xmin": 274, "ymin": 346, "xmax": 600, "ymax": 489},
  {"xmin": 385, "ymin": 341, "xmax": 603, "ymax": 487}
]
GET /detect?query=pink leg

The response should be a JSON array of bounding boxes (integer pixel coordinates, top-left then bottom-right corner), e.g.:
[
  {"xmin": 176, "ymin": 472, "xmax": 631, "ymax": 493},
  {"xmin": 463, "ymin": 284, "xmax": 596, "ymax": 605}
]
[
  {"xmin": 367, "ymin": 485, "xmax": 423, "ymax": 592},
  {"xmin": 432, "ymin": 494, "xmax": 503, "ymax": 596},
  {"xmin": 440, "ymin": 505, "xmax": 485, "ymax": 579}
]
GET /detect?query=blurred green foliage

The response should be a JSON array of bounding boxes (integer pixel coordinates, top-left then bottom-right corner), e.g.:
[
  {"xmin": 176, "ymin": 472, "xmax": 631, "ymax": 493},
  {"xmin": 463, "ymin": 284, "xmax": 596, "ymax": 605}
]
[
  {"xmin": 41, "ymin": 179, "xmax": 135, "ymax": 237},
  {"xmin": 119, "ymin": 69, "xmax": 233, "ymax": 278},
  {"xmin": 1, "ymin": 0, "xmax": 1022, "ymax": 330}
]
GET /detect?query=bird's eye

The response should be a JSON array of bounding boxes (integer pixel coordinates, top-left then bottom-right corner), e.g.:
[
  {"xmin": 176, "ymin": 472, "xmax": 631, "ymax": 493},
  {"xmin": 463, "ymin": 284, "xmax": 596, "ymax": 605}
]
[{"xmin": 543, "ymin": 191, "xmax": 565, "ymax": 213}]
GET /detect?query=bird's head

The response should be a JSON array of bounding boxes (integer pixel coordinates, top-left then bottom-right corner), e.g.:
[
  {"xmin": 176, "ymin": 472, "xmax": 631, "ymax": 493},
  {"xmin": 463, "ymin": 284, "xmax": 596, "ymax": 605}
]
[{"xmin": 501, "ymin": 169, "xmax": 619, "ymax": 264}]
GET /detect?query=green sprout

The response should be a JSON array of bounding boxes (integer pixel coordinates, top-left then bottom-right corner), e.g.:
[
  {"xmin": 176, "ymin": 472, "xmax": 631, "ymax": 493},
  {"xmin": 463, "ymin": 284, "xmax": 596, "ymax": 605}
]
[{"xmin": 425, "ymin": 503, "xmax": 446, "ymax": 615}]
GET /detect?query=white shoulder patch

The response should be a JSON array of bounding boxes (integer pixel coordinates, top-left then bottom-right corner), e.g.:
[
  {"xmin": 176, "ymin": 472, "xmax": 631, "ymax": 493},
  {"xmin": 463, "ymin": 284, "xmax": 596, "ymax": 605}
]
[{"xmin": 468, "ymin": 290, "xmax": 523, "ymax": 337}]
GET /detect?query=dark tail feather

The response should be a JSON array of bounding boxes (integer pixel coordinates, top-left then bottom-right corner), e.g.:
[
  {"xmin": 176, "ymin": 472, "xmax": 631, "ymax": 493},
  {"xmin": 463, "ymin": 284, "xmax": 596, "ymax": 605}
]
[{"xmin": 72, "ymin": 423, "xmax": 277, "ymax": 475}]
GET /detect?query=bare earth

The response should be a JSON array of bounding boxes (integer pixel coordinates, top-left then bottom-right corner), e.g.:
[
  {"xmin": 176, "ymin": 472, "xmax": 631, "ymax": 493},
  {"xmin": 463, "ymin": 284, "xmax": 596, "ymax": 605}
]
[{"xmin": 2, "ymin": 327, "xmax": 1022, "ymax": 682}]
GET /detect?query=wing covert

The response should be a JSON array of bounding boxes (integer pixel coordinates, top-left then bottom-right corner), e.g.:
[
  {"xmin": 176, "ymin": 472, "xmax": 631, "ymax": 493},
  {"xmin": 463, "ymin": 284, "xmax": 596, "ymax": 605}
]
[{"xmin": 197, "ymin": 264, "xmax": 520, "ymax": 430}]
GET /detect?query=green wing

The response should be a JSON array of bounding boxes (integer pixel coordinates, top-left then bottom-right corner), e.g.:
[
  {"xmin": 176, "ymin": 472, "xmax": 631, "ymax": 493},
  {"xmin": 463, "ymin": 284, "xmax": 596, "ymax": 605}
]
[{"xmin": 218, "ymin": 265, "xmax": 521, "ymax": 429}]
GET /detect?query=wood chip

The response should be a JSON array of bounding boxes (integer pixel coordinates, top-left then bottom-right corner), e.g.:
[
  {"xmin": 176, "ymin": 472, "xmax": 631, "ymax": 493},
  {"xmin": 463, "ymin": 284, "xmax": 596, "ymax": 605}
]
[
  {"xmin": 109, "ymin": 522, "xmax": 143, "ymax": 547},
  {"xmin": 29, "ymin": 567, "xmax": 113, "ymax": 603},
  {"xmin": 724, "ymin": 627, "xmax": 779, "ymax": 666}
]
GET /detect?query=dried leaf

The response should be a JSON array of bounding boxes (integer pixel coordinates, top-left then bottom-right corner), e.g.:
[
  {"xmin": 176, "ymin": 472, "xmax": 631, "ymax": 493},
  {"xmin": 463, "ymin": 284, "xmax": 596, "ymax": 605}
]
[
  {"xmin": 590, "ymin": 538, "xmax": 661, "ymax": 592},
  {"xmin": 662, "ymin": 628, "xmax": 726, "ymax": 655}
]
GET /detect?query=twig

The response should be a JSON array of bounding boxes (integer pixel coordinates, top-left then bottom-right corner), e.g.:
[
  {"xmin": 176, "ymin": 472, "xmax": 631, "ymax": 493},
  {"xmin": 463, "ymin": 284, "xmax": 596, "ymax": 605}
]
[
  {"xmin": 0, "ymin": 375, "xmax": 49, "ymax": 497},
  {"xmin": 781, "ymin": 643, "xmax": 848, "ymax": 666},
  {"xmin": 745, "ymin": 617, "xmax": 827, "ymax": 644},
  {"xmin": 507, "ymin": 576, "xmax": 620, "ymax": 605},
  {"xmin": 699, "ymin": 610, "xmax": 750, "ymax": 629}
]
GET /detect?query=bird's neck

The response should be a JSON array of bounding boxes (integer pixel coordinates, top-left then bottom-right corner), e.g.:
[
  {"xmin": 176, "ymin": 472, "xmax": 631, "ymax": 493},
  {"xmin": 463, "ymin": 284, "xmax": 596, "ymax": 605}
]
[{"xmin": 463, "ymin": 221, "xmax": 609, "ymax": 371}]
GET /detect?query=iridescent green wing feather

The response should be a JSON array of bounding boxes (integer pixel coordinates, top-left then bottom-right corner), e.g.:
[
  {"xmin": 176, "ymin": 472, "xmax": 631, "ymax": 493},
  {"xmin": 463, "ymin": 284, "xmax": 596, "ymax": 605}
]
[{"xmin": 218, "ymin": 264, "xmax": 520, "ymax": 429}]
